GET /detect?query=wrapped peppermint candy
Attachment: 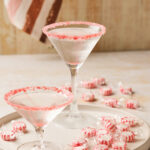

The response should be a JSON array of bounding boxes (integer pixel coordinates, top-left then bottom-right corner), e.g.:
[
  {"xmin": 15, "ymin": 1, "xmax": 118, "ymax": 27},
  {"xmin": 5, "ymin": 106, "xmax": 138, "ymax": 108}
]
[
  {"xmin": 104, "ymin": 98, "xmax": 118, "ymax": 108},
  {"xmin": 100, "ymin": 87, "xmax": 113, "ymax": 96},
  {"xmin": 96, "ymin": 134, "xmax": 113, "ymax": 146},
  {"xmin": 81, "ymin": 81, "xmax": 97, "ymax": 89},
  {"xmin": 121, "ymin": 131, "xmax": 135, "ymax": 142},
  {"xmin": 12, "ymin": 121, "xmax": 27, "ymax": 133},
  {"xmin": 126, "ymin": 99, "xmax": 139, "ymax": 109},
  {"xmin": 118, "ymin": 82, "xmax": 133, "ymax": 95},
  {"xmin": 96, "ymin": 129, "xmax": 108, "ymax": 136},
  {"xmin": 116, "ymin": 123, "xmax": 129, "ymax": 132},
  {"xmin": 101, "ymin": 116, "xmax": 116, "ymax": 124},
  {"xmin": 82, "ymin": 127, "xmax": 96, "ymax": 138},
  {"xmin": 1, "ymin": 130, "xmax": 16, "ymax": 141},
  {"xmin": 121, "ymin": 116, "xmax": 138, "ymax": 127},
  {"xmin": 104, "ymin": 121, "xmax": 116, "ymax": 132}
]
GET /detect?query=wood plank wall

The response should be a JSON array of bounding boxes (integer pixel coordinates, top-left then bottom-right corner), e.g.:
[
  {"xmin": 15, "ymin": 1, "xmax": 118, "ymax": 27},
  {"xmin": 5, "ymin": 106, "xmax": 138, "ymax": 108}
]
[{"xmin": 0, "ymin": 0, "xmax": 150, "ymax": 54}]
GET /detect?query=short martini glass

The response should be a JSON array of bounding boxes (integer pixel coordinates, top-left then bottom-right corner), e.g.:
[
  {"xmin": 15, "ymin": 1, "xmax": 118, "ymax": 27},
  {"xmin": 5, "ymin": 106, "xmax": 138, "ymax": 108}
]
[
  {"xmin": 42, "ymin": 21, "xmax": 106, "ymax": 129},
  {"xmin": 4, "ymin": 86, "xmax": 73, "ymax": 150}
]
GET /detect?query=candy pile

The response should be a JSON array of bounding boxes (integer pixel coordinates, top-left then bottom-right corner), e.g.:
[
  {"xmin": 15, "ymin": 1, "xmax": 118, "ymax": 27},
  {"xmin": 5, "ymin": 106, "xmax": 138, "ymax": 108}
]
[
  {"xmin": 71, "ymin": 115, "xmax": 141, "ymax": 150},
  {"xmin": 0, "ymin": 120, "xmax": 27, "ymax": 141},
  {"xmin": 76, "ymin": 77, "xmax": 141, "ymax": 110}
]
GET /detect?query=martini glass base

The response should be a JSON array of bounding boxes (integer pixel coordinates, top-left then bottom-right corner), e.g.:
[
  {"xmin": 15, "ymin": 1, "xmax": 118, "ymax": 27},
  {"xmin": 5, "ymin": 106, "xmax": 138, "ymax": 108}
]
[
  {"xmin": 53, "ymin": 111, "xmax": 97, "ymax": 129},
  {"xmin": 17, "ymin": 141, "xmax": 61, "ymax": 150}
]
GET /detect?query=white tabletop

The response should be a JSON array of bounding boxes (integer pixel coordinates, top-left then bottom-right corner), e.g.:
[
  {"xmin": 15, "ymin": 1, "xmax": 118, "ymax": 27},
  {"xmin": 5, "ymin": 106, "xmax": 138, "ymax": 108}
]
[{"xmin": 0, "ymin": 51, "xmax": 150, "ymax": 124}]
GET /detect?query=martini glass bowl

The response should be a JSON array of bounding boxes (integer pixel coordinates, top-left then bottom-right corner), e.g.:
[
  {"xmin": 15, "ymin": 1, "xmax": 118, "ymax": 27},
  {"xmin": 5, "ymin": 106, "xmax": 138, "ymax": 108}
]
[
  {"xmin": 4, "ymin": 86, "xmax": 73, "ymax": 150},
  {"xmin": 42, "ymin": 21, "xmax": 106, "ymax": 129}
]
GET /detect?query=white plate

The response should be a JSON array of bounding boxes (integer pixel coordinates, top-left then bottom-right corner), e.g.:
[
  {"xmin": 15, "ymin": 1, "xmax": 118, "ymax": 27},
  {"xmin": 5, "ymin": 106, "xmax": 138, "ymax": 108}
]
[{"xmin": 0, "ymin": 105, "xmax": 149, "ymax": 150}]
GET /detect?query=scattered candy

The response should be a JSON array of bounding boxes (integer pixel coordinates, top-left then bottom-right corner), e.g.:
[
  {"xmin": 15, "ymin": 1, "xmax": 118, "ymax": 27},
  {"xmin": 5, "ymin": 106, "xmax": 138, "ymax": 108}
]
[
  {"xmin": 96, "ymin": 134, "xmax": 113, "ymax": 146},
  {"xmin": 12, "ymin": 121, "xmax": 26, "ymax": 133},
  {"xmin": 92, "ymin": 78, "xmax": 106, "ymax": 86},
  {"xmin": 121, "ymin": 131, "xmax": 135, "ymax": 142},
  {"xmin": 81, "ymin": 81, "xmax": 96, "ymax": 89},
  {"xmin": 82, "ymin": 93, "xmax": 95, "ymax": 102},
  {"xmin": 112, "ymin": 141, "xmax": 127, "ymax": 150},
  {"xmin": 82, "ymin": 127, "xmax": 96, "ymax": 138},
  {"xmin": 93, "ymin": 144, "xmax": 108, "ymax": 150},
  {"xmin": 100, "ymin": 87, "xmax": 113, "ymax": 96},
  {"xmin": 1, "ymin": 130, "xmax": 16, "ymax": 141},
  {"xmin": 118, "ymin": 82, "xmax": 133, "ymax": 95},
  {"xmin": 116, "ymin": 123, "xmax": 129, "ymax": 132},
  {"xmin": 121, "ymin": 116, "xmax": 138, "ymax": 127},
  {"xmin": 104, "ymin": 98, "xmax": 118, "ymax": 108},
  {"xmin": 126, "ymin": 99, "xmax": 139, "ymax": 109}
]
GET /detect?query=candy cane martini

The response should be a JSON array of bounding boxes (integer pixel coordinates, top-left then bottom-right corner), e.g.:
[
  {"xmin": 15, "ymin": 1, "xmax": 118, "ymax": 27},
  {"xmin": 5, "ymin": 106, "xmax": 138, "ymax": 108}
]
[{"xmin": 43, "ymin": 21, "xmax": 106, "ymax": 129}]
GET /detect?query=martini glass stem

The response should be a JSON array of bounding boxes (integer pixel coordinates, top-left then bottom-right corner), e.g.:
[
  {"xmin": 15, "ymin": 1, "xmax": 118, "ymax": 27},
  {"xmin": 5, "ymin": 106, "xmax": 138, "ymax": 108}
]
[
  {"xmin": 35, "ymin": 127, "xmax": 45, "ymax": 150},
  {"xmin": 69, "ymin": 68, "xmax": 79, "ymax": 116}
]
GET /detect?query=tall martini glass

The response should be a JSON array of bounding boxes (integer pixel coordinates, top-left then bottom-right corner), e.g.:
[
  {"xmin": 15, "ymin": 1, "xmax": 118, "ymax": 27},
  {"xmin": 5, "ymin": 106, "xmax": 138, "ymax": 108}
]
[
  {"xmin": 4, "ymin": 86, "xmax": 72, "ymax": 150},
  {"xmin": 42, "ymin": 21, "xmax": 106, "ymax": 129}
]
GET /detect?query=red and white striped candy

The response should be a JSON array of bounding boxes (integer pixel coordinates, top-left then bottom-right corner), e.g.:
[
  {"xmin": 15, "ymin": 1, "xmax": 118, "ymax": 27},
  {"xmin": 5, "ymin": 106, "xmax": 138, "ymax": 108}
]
[
  {"xmin": 121, "ymin": 116, "xmax": 138, "ymax": 127},
  {"xmin": 120, "ymin": 87, "xmax": 133, "ymax": 95},
  {"xmin": 1, "ymin": 130, "xmax": 16, "ymax": 141},
  {"xmin": 101, "ymin": 116, "xmax": 116, "ymax": 124},
  {"xmin": 126, "ymin": 99, "xmax": 139, "ymax": 109},
  {"xmin": 72, "ymin": 144, "xmax": 88, "ymax": 150},
  {"xmin": 104, "ymin": 121, "xmax": 116, "ymax": 132},
  {"xmin": 93, "ymin": 144, "xmax": 108, "ymax": 150},
  {"xmin": 104, "ymin": 98, "xmax": 118, "ymax": 108},
  {"xmin": 112, "ymin": 141, "xmax": 127, "ymax": 150},
  {"xmin": 82, "ymin": 93, "xmax": 95, "ymax": 102},
  {"xmin": 81, "ymin": 81, "xmax": 96, "ymax": 89},
  {"xmin": 100, "ymin": 87, "xmax": 112, "ymax": 96},
  {"xmin": 96, "ymin": 129, "xmax": 108, "ymax": 136},
  {"xmin": 116, "ymin": 123, "xmax": 129, "ymax": 132},
  {"xmin": 12, "ymin": 121, "xmax": 26, "ymax": 133},
  {"xmin": 72, "ymin": 139, "xmax": 87, "ymax": 147},
  {"xmin": 121, "ymin": 131, "xmax": 135, "ymax": 142},
  {"xmin": 92, "ymin": 78, "xmax": 106, "ymax": 86},
  {"xmin": 82, "ymin": 127, "xmax": 96, "ymax": 138},
  {"xmin": 96, "ymin": 134, "xmax": 113, "ymax": 146}
]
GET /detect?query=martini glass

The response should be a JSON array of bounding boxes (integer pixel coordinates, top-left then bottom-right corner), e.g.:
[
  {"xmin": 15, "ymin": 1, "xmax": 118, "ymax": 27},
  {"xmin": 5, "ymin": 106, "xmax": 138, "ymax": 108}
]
[
  {"xmin": 4, "ymin": 86, "xmax": 72, "ymax": 150},
  {"xmin": 42, "ymin": 21, "xmax": 106, "ymax": 129}
]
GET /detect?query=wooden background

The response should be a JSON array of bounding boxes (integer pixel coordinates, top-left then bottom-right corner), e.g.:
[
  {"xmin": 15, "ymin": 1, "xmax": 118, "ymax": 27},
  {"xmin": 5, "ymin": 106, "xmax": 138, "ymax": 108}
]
[{"xmin": 0, "ymin": 0, "xmax": 150, "ymax": 54}]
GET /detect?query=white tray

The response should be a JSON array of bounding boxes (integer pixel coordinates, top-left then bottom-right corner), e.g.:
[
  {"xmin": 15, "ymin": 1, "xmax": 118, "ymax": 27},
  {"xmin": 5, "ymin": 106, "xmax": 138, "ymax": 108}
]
[{"xmin": 0, "ymin": 105, "xmax": 149, "ymax": 150}]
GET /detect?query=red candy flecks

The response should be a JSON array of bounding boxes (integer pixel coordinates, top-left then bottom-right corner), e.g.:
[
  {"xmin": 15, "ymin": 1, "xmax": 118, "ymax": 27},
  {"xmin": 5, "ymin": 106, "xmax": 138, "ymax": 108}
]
[
  {"xmin": 104, "ymin": 98, "xmax": 118, "ymax": 108},
  {"xmin": 126, "ymin": 99, "xmax": 139, "ymax": 109},
  {"xmin": 101, "ymin": 116, "xmax": 116, "ymax": 124},
  {"xmin": 61, "ymin": 86, "xmax": 72, "ymax": 92},
  {"xmin": 12, "ymin": 121, "xmax": 26, "ymax": 133},
  {"xmin": 93, "ymin": 144, "xmax": 108, "ymax": 150},
  {"xmin": 112, "ymin": 141, "xmax": 127, "ymax": 150},
  {"xmin": 100, "ymin": 87, "xmax": 113, "ymax": 96},
  {"xmin": 81, "ymin": 81, "xmax": 97, "ymax": 89},
  {"xmin": 96, "ymin": 134, "xmax": 113, "ymax": 146},
  {"xmin": 121, "ymin": 131, "xmax": 135, "ymax": 142},
  {"xmin": 1, "ymin": 130, "xmax": 16, "ymax": 141},
  {"xmin": 82, "ymin": 93, "xmax": 95, "ymax": 102},
  {"xmin": 96, "ymin": 129, "xmax": 108, "ymax": 136},
  {"xmin": 82, "ymin": 127, "xmax": 96, "ymax": 138}
]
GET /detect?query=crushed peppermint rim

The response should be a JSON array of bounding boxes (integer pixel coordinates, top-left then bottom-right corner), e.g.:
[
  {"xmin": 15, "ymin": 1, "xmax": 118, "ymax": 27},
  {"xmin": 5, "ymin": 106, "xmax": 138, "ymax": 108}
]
[
  {"xmin": 42, "ymin": 21, "xmax": 106, "ymax": 40},
  {"xmin": 4, "ymin": 86, "xmax": 73, "ymax": 111}
]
